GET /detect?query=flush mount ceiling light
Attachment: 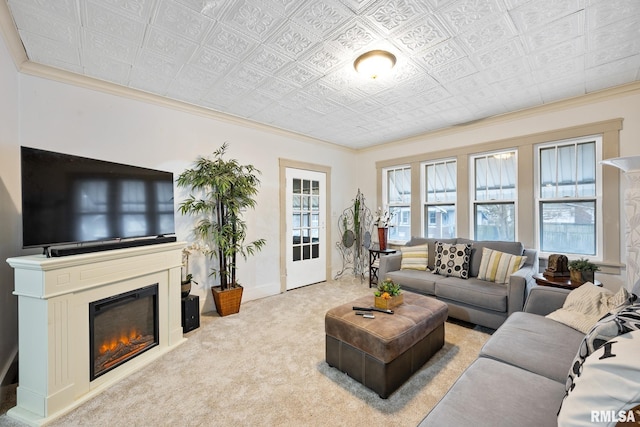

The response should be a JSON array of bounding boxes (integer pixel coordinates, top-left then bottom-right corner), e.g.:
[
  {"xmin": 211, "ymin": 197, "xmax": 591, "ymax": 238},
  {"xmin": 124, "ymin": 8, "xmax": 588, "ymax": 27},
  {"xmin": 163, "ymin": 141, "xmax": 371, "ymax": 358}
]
[{"xmin": 353, "ymin": 50, "xmax": 397, "ymax": 79}]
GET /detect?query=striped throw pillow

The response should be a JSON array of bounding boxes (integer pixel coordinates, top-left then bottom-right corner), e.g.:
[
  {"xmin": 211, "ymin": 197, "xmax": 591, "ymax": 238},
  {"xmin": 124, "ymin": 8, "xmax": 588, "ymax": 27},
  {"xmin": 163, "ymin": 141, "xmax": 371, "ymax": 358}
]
[
  {"xmin": 400, "ymin": 245, "xmax": 428, "ymax": 271},
  {"xmin": 477, "ymin": 247, "xmax": 526, "ymax": 284}
]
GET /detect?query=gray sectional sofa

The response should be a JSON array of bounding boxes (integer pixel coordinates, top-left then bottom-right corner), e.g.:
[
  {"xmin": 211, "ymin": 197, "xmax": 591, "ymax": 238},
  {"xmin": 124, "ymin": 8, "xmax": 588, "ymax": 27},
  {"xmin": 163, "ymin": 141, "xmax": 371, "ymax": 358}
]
[
  {"xmin": 419, "ymin": 285, "xmax": 640, "ymax": 426},
  {"xmin": 378, "ymin": 237, "xmax": 538, "ymax": 329}
]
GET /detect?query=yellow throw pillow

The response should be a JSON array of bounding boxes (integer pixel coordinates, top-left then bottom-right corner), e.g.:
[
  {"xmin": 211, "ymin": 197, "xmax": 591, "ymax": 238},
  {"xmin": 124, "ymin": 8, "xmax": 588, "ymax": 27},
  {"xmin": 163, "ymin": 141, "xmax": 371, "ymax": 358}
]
[
  {"xmin": 477, "ymin": 247, "xmax": 526, "ymax": 284},
  {"xmin": 400, "ymin": 245, "xmax": 428, "ymax": 271}
]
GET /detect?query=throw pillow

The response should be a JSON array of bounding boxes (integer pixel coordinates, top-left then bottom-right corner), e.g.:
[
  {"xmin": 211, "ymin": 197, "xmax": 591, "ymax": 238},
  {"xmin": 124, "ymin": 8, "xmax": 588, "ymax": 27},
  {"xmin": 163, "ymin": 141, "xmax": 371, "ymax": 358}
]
[
  {"xmin": 433, "ymin": 242, "xmax": 471, "ymax": 279},
  {"xmin": 476, "ymin": 247, "xmax": 526, "ymax": 284},
  {"xmin": 558, "ymin": 330, "xmax": 640, "ymax": 426},
  {"xmin": 546, "ymin": 284, "xmax": 630, "ymax": 334},
  {"xmin": 400, "ymin": 245, "xmax": 428, "ymax": 271},
  {"xmin": 560, "ymin": 300, "xmax": 640, "ymax": 418}
]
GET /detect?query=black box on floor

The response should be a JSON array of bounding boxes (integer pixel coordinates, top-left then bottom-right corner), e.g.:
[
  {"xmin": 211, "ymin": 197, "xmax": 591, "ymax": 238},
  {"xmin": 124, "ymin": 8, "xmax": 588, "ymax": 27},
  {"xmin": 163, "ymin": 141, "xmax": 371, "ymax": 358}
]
[{"xmin": 181, "ymin": 295, "xmax": 200, "ymax": 333}]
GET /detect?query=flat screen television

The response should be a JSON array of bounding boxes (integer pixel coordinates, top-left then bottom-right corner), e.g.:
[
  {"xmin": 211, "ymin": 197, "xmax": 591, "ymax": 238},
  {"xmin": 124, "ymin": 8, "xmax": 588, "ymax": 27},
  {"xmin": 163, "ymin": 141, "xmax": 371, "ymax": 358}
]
[{"xmin": 21, "ymin": 146, "xmax": 176, "ymax": 256}]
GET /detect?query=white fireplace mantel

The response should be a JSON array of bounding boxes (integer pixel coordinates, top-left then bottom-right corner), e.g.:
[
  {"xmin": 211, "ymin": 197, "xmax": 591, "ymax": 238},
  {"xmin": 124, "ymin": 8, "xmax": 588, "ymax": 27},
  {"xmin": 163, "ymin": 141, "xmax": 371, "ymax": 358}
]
[{"xmin": 6, "ymin": 242, "xmax": 187, "ymax": 426}]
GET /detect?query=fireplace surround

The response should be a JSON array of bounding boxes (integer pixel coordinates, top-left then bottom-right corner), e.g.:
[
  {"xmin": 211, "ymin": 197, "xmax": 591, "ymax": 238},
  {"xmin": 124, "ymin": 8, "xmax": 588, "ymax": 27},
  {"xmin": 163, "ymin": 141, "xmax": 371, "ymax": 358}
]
[{"xmin": 6, "ymin": 242, "xmax": 186, "ymax": 426}]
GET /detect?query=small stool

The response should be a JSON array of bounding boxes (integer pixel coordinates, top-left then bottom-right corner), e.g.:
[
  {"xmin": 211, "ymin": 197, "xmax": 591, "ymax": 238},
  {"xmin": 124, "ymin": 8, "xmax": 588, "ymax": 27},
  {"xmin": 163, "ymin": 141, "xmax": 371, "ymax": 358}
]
[{"xmin": 325, "ymin": 292, "xmax": 448, "ymax": 398}]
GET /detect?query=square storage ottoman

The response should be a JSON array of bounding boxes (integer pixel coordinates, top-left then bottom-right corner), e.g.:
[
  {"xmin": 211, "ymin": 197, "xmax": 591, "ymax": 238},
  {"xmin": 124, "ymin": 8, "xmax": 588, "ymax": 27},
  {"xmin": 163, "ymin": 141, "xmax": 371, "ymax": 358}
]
[{"xmin": 325, "ymin": 292, "xmax": 448, "ymax": 398}]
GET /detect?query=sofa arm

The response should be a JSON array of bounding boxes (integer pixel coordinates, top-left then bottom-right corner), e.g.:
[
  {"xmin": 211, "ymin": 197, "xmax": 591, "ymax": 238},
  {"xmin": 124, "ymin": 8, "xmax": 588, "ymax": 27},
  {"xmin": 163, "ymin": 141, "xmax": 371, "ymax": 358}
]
[
  {"xmin": 506, "ymin": 265, "xmax": 531, "ymax": 315},
  {"xmin": 377, "ymin": 253, "xmax": 402, "ymax": 282},
  {"xmin": 523, "ymin": 286, "xmax": 570, "ymax": 316}
]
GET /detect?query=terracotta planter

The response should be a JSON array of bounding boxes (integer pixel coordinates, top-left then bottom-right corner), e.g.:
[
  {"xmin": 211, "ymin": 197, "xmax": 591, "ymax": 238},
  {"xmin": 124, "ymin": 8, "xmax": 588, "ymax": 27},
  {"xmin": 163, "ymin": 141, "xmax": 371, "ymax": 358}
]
[
  {"xmin": 212, "ymin": 285, "xmax": 243, "ymax": 316},
  {"xmin": 377, "ymin": 227, "xmax": 388, "ymax": 250}
]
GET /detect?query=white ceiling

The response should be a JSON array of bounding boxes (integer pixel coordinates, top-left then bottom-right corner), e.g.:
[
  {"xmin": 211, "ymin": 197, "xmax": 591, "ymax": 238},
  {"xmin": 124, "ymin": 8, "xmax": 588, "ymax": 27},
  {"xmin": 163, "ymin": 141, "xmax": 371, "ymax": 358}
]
[{"xmin": 5, "ymin": 0, "xmax": 640, "ymax": 149}]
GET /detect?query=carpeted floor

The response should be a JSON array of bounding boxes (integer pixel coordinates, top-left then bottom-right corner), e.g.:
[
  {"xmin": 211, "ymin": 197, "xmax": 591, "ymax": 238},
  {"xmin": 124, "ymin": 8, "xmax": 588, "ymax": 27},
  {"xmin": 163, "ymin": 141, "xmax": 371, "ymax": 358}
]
[{"xmin": 0, "ymin": 277, "xmax": 492, "ymax": 427}]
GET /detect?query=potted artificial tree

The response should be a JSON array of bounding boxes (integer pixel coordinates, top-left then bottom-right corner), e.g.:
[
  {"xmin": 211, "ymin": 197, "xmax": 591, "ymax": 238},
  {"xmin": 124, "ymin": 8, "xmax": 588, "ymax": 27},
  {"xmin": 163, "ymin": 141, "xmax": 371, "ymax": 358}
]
[
  {"xmin": 177, "ymin": 143, "xmax": 266, "ymax": 316},
  {"xmin": 568, "ymin": 257, "xmax": 600, "ymax": 284}
]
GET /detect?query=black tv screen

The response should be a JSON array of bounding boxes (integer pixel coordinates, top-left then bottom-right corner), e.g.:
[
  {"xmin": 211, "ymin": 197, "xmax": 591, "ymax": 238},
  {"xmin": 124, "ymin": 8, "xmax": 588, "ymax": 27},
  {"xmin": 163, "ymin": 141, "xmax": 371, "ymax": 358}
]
[{"xmin": 21, "ymin": 146, "xmax": 175, "ymax": 249}]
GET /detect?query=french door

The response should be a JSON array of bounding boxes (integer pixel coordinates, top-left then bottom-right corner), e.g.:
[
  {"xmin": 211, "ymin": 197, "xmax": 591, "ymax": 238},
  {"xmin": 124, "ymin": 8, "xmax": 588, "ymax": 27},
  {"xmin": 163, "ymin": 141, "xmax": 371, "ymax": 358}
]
[{"xmin": 285, "ymin": 168, "xmax": 326, "ymax": 290}]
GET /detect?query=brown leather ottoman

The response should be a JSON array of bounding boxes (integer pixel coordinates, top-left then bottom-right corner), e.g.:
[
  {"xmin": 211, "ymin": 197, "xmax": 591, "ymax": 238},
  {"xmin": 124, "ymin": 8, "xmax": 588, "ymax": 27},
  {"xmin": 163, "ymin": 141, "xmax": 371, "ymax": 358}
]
[{"xmin": 325, "ymin": 292, "xmax": 448, "ymax": 398}]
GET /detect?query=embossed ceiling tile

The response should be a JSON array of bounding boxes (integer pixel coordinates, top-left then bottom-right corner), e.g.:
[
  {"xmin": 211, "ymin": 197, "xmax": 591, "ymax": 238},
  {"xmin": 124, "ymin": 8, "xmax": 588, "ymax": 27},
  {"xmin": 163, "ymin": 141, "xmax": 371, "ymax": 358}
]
[
  {"xmin": 348, "ymin": 97, "xmax": 385, "ymax": 113},
  {"xmin": 509, "ymin": 0, "xmax": 583, "ymax": 32},
  {"xmin": 588, "ymin": 17, "xmax": 640, "ymax": 51},
  {"xmin": 443, "ymin": 73, "xmax": 488, "ymax": 95},
  {"xmin": 244, "ymin": 46, "xmax": 292, "ymax": 74},
  {"xmin": 9, "ymin": 0, "xmax": 78, "ymax": 23},
  {"xmin": 421, "ymin": 85, "xmax": 453, "ymax": 103},
  {"xmin": 261, "ymin": 0, "xmax": 306, "ymax": 16},
  {"xmin": 9, "ymin": 2, "xmax": 80, "ymax": 45},
  {"xmin": 203, "ymin": 24, "xmax": 259, "ymax": 60},
  {"xmin": 473, "ymin": 38, "xmax": 524, "ymax": 69},
  {"xmin": 303, "ymin": 80, "xmax": 336, "ymax": 101},
  {"xmin": 189, "ymin": 46, "xmax": 234, "ymax": 76},
  {"xmin": 298, "ymin": 42, "xmax": 347, "ymax": 74},
  {"xmin": 173, "ymin": 63, "xmax": 221, "ymax": 89},
  {"xmin": 440, "ymin": 0, "xmax": 505, "ymax": 34},
  {"xmin": 305, "ymin": 97, "xmax": 341, "ymax": 115},
  {"xmin": 586, "ymin": 54, "xmax": 640, "ymax": 82},
  {"xmin": 128, "ymin": 67, "xmax": 173, "ymax": 94},
  {"xmin": 144, "ymin": 26, "xmax": 199, "ymax": 62},
  {"xmin": 134, "ymin": 50, "xmax": 182, "ymax": 78},
  {"xmin": 164, "ymin": 81, "xmax": 207, "ymax": 105},
  {"xmin": 586, "ymin": 66, "xmax": 638, "ymax": 92},
  {"xmin": 586, "ymin": 0, "xmax": 640, "ymax": 30},
  {"xmin": 365, "ymin": 0, "xmax": 430, "ymax": 33},
  {"xmin": 430, "ymin": 57, "xmax": 476, "ymax": 82},
  {"xmin": 177, "ymin": 0, "xmax": 231, "ymax": 19},
  {"xmin": 98, "ymin": 0, "xmax": 156, "ymax": 22},
  {"xmin": 276, "ymin": 62, "xmax": 321, "ymax": 87},
  {"xmin": 538, "ymin": 77, "xmax": 585, "ymax": 102},
  {"xmin": 84, "ymin": 1, "xmax": 146, "ymax": 43},
  {"xmin": 587, "ymin": 39, "xmax": 639, "ymax": 68},
  {"xmin": 481, "ymin": 57, "xmax": 530, "ymax": 83},
  {"xmin": 490, "ymin": 72, "xmax": 537, "ymax": 95},
  {"xmin": 227, "ymin": 64, "xmax": 269, "ymax": 87},
  {"xmin": 340, "ymin": 0, "xmax": 377, "ymax": 13},
  {"xmin": 291, "ymin": 0, "xmax": 354, "ymax": 36},
  {"xmin": 326, "ymin": 86, "xmax": 366, "ymax": 106},
  {"xmin": 427, "ymin": 0, "xmax": 457, "ymax": 9},
  {"xmin": 533, "ymin": 57, "xmax": 584, "ymax": 83},
  {"xmin": 388, "ymin": 59, "xmax": 424, "ymax": 83},
  {"xmin": 522, "ymin": 12, "xmax": 584, "ymax": 51},
  {"xmin": 83, "ymin": 53, "xmax": 132, "ymax": 85},
  {"xmin": 256, "ymin": 77, "xmax": 298, "ymax": 98},
  {"xmin": 529, "ymin": 37, "xmax": 584, "ymax": 69},
  {"xmin": 153, "ymin": 0, "xmax": 214, "ymax": 42},
  {"xmin": 394, "ymin": 16, "xmax": 450, "ymax": 54},
  {"xmin": 223, "ymin": 0, "xmax": 286, "ymax": 41},
  {"xmin": 83, "ymin": 29, "xmax": 138, "ymax": 64},
  {"xmin": 457, "ymin": 14, "xmax": 518, "ymax": 53},
  {"xmin": 264, "ymin": 20, "xmax": 318, "ymax": 60},
  {"xmin": 206, "ymin": 79, "xmax": 253, "ymax": 106},
  {"xmin": 418, "ymin": 39, "xmax": 466, "ymax": 69},
  {"xmin": 331, "ymin": 18, "xmax": 378, "ymax": 52},
  {"xmin": 503, "ymin": 0, "xmax": 532, "ymax": 10},
  {"xmin": 18, "ymin": 31, "xmax": 80, "ymax": 66}
]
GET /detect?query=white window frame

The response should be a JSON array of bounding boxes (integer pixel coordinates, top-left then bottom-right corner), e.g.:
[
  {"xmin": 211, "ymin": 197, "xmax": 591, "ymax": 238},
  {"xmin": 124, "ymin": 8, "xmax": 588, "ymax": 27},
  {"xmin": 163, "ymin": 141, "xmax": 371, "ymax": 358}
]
[
  {"xmin": 534, "ymin": 135, "xmax": 603, "ymax": 261},
  {"xmin": 470, "ymin": 149, "xmax": 518, "ymax": 242},
  {"xmin": 382, "ymin": 165, "xmax": 411, "ymax": 244},
  {"xmin": 421, "ymin": 158, "xmax": 457, "ymax": 239}
]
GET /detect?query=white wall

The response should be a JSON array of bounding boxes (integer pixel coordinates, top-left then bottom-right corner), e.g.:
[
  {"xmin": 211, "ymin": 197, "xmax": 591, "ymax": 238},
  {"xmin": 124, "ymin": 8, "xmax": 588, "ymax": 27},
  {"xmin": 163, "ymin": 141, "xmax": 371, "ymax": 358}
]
[
  {"xmin": 355, "ymin": 87, "xmax": 640, "ymax": 292},
  {"xmin": 0, "ymin": 22, "xmax": 19, "ymax": 391}
]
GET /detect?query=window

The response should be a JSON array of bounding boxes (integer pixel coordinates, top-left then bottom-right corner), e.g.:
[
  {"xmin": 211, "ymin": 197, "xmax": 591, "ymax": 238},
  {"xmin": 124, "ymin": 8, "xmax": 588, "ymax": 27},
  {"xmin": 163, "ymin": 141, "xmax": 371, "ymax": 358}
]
[
  {"xmin": 536, "ymin": 137, "xmax": 601, "ymax": 257},
  {"xmin": 423, "ymin": 159, "xmax": 456, "ymax": 238},
  {"xmin": 472, "ymin": 150, "xmax": 517, "ymax": 241},
  {"xmin": 383, "ymin": 166, "xmax": 411, "ymax": 242}
]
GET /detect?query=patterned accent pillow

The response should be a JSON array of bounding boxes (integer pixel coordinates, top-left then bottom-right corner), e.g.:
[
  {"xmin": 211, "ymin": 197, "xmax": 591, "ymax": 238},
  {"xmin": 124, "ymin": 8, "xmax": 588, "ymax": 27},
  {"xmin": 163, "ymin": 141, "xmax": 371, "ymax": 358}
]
[
  {"xmin": 560, "ymin": 299, "xmax": 640, "ymax": 415},
  {"xmin": 558, "ymin": 330, "xmax": 640, "ymax": 426},
  {"xmin": 433, "ymin": 242, "xmax": 471, "ymax": 279},
  {"xmin": 477, "ymin": 247, "xmax": 526, "ymax": 284},
  {"xmin": 400, "ymin": 245, "xmax": 428, "ymax": 271}
]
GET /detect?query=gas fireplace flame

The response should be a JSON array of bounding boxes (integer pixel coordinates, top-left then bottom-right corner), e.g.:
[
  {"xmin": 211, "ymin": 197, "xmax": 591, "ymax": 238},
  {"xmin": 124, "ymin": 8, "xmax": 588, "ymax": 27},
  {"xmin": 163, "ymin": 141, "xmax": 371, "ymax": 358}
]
[{"xmin": 99, "ymin": 329, "xmax": 142, "ymax": 355}]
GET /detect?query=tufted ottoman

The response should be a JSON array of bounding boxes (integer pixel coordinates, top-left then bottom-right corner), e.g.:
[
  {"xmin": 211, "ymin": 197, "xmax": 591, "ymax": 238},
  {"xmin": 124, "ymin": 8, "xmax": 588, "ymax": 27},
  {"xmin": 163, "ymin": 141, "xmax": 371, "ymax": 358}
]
[{"xmin": 325, "ymin": 292, "xmax": 448, "ymax": 398}]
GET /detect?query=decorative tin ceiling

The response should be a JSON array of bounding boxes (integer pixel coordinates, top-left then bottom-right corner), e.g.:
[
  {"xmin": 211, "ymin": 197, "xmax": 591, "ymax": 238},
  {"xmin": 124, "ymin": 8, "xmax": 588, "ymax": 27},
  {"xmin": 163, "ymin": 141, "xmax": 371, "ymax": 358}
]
[{"xmin": 6, "ymin": 0, "xmax": 640, "ymax": 148}]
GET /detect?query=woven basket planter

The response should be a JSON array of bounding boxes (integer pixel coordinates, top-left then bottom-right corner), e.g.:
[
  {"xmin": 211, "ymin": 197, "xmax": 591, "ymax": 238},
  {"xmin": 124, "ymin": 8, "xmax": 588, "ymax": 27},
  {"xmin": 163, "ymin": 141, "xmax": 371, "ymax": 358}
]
[{"xmin": 212, "ymin": 285, "xmax": 243, "ymax": 317}]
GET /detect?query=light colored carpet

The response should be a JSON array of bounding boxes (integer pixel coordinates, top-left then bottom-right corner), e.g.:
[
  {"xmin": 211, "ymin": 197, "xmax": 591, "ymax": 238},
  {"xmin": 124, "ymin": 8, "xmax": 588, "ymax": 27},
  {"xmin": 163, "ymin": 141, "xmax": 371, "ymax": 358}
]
[{"xmin": 0, "ymin": 277, "xmax": 492, "ymax": 427}]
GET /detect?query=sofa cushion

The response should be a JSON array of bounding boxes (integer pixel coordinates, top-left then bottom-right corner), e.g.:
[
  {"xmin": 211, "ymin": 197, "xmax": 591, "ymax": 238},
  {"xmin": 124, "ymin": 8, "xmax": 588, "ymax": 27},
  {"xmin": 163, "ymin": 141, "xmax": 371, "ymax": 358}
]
[
  {"xmin": 419, "ymin": 357, "xmax": 566, "ymax": 427},
  {"xmin": 435, "ymin": 277, "xmax": 507, "ymax": 312},
  {"xmin": 558, "ymin": 330, "xmax": 640, "ymax": 426},
  {"xmin": 546, "ymin": 284, "xmax": 630, "ymax": 333},
  {"xmin": 400, "ymin": 244, "xmax": 428, "ymax": 271},
  {"xmin": 458, "ymin": 239, "xmax": 524, "ymax": 278},
  {"xmin": 563, "ymin": 300, "xmax": 640, "ymax": 407},
  {"xmin": 386, "ymin": 270, "xmax": 437, "ymax": 295},
  {"xmin": 406, "ymin": 237, "xmax": 456, "ymax": 270},
  {"xmin": 477, "ymin": 247, "xmax": 527, "ymax": 284},
  {"xmin": 479, "ymin": 312, "xmax": 585, "ymax": 383},
  {"xmin": 434, "ymin": 242, "xmax": 471, "ymax": 279}
]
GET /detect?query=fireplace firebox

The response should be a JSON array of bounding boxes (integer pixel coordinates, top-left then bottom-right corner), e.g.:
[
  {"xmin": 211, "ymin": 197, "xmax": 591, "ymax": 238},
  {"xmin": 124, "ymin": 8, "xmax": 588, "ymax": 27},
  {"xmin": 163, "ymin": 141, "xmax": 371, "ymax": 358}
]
[{"xmin": 89, "ymin": 284, "xmax": 159, "ymax": 381}]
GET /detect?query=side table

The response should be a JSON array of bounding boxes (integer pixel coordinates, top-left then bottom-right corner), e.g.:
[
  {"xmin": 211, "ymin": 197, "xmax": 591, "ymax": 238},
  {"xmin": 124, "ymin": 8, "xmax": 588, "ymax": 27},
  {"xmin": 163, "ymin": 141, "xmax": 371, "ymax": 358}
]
[
  {"xmin": 533, "ymin": 273, "xmax": 602, "ymax": 290},
  {"xmin": 369, "ymin": 248, "xmax": 397, "ymax": 288}
]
